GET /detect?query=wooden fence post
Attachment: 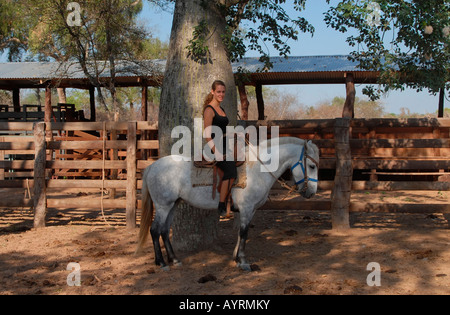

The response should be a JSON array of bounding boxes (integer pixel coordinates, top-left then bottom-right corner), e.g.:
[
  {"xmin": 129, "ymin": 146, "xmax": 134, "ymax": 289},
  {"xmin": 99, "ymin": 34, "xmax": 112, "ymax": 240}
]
[
  {"xmin": 33, "ymin": 122, "xmax": 47, "ymax": 228},
  {"xmin": 0, "ymin": 137, "xmax": 4, "ymax": 180},
  {"xmin": 126, "ymin": 121, "xmax": 137, "ymax": 229},
  {"xmin": 331, "ymin": 118, "xmax": 352, "ymax": 230}
]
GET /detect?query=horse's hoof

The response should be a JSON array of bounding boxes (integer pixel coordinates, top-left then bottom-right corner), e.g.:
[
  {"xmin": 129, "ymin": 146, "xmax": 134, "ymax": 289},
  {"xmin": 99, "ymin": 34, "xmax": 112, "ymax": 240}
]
[
  {"xmin": 237, "ymin": 262, "xmax": 252, "ymax": 272},
  {"xmin": 160, "ymin": 265, "xmax": 171, "ymax": 271},
  {"xmin": 173, "ymin": 260, "xmax": 183, "ymax": 267}
]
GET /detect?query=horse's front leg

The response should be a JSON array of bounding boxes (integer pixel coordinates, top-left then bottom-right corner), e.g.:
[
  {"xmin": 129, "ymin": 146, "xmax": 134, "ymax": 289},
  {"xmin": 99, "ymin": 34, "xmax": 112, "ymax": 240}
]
[
  {"xmin": 234, "ymin": 224, "xmax": 251, "ymax": 271},
  {"xmin": 233, "ymin": 208, "xmax": 255, "ymax": 271}
]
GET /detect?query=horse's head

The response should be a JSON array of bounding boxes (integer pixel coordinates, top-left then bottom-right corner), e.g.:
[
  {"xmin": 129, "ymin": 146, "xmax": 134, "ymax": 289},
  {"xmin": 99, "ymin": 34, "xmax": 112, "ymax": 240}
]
[{"xmin": 291, "ymin": 140, "xmax": 320, "ymax": 199}]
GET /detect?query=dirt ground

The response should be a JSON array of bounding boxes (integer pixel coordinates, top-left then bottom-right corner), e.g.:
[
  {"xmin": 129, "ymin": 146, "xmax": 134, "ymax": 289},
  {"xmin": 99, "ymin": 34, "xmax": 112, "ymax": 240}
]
[{"xmin": 0, "ymin": 189, "xmax": 449, "ymax": 295}]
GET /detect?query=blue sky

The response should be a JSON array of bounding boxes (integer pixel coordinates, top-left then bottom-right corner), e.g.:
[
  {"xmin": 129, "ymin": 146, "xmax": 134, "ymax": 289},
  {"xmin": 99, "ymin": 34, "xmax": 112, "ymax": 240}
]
[{"xmin": 141, "ymin": 0, "xmax": 442, "ymax": 115}]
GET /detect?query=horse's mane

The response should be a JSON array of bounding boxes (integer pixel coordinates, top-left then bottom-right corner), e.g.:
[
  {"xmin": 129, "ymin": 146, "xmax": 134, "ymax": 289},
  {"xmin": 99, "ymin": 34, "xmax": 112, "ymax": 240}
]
[
  {"xmin": 260, "ymin": 137, "xmax": 304, "ymax": 148},
  {"xmin": 259, "ymin": 137, "xmax": 319, "ymax": 158}
]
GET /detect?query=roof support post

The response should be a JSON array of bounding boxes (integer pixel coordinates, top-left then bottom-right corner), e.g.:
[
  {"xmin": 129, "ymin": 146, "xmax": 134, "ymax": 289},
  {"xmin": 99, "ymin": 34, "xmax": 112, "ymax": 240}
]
[
  {"xmin": 89, "ymin": 86, "xmax": 96, "ymax": 121},
  {"xmin": 255, "ymin": 83, "xmax": 265, "ymax": 120},
  {"xmin": 438, "ymin": 88, "xmax": 444, "ymax": 118},
  {"xmin": 13, "ymin": 88, "xmax": 20, "ymax": 112},
  {"xmin": 141, "ymin": 80, "xmax": 148, "ymax": 121},
  {"xmin": 45, "ymin": 86, "xmax": 52, "ymax": 123},
  {"xmin": 342, "ymin": 73, "xmax": 355, "ymax": 118}
]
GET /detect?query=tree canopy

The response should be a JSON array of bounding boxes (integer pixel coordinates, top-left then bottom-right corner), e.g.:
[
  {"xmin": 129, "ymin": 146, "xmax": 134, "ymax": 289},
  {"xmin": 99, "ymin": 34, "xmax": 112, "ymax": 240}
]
[
  {"xmin": 325, "ymin": 0, "xmax": 449, "ymax": 100},
  {"xmin": 0, "ymin": 0, "xmax": 30, "ymax": 61}
]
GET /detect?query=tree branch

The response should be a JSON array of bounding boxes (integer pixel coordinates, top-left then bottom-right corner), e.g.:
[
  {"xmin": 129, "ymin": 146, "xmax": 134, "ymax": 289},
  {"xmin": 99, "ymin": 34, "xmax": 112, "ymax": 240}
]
[
  {"xmin": 232, "ymin": 0, "xmax": 249, "ymax": 29},
  {"xmin": 219, "ymin": 0, "xmax": 247, "ymax": 8}
]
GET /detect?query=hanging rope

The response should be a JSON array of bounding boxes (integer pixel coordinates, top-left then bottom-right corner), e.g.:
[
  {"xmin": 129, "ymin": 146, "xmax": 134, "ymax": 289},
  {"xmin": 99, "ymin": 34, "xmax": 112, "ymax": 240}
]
[{"xmin": 100, "ymin": 121, "xmax": 111, "ymax": 227}]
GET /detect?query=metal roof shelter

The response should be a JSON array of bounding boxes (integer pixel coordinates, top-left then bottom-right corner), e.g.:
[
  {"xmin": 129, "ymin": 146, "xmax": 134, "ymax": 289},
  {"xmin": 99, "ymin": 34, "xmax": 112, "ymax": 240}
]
[
  {"xmin": 1, "ymin": 55, "xmax": 441, "ymax": 121},
  {"xmin": 232, "ymin": 55, "xmax": 380, "ymax": 119},
  {"xmin": 0, "ymin": 59, "xmax": 165, "ymax": 121},
  {"xmin": 0, "ymin": 55, "xmax": 375, "ymax": 87},
  {"xmin": 0, "ymin": 59, "xmax": 165, "ymax": 89},
  {"xmin": 232, "ymin": 55, "xmax": 379, "ymax": 85}
]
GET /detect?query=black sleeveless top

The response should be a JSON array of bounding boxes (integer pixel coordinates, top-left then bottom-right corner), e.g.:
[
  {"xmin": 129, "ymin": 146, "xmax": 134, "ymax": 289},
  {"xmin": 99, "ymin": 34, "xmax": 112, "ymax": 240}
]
[
  {"xmin": 204, "ymin": 105, "xmax": 237, "ymax": 180},
  {"xmin": 205, "ymin": 105, "xmax": 229, "ymax": 155}
]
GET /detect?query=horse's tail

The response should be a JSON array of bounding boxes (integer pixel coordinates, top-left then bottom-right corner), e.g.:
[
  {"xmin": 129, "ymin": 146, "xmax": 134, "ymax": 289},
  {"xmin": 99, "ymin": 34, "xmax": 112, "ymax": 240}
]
[{"xmin": 135, "ymin": 166, "xmax": 153, "ymax": 255}]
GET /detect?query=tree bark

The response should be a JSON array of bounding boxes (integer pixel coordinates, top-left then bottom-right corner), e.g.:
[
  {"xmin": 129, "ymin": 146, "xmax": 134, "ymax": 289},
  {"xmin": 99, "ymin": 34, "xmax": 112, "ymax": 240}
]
[
  {"xmin": 33, "ymin": 122, "xmax": 47, "ymax": 228},
  {"xmin": 159, "ymin": 0, "xmax": 237, "ymax": 251},
  {"xmin": 238, "ymin": 83, "xmax": 249, "ymax": 120},
  {"xmin": 57, "ymin": 88, "xmax": 67, "ymax": 104},
  {"xmin": 342, "ymin": 73, "xmax": 355, "ymax": 118},
  {"xmin": 331, "ymin": 118, "xmax": 352, "ymax": 230}
]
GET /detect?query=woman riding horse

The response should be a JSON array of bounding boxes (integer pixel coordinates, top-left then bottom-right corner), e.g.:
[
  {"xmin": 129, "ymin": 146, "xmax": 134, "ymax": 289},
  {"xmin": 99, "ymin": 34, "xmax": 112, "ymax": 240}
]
[{"xmin": 203, "ymin": 80, "xmax": 238, "ymax": 217}]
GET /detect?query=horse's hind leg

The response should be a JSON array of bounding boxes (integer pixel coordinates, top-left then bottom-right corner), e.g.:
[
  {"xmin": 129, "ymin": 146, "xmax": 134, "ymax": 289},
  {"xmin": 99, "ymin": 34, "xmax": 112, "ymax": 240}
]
[
  {"xmin": 161, "ymin": 206, "xmax": 182, "ymax": 267},
  {"xmin": 150, "ymin": 206, "xmax": 172, "ymax": 270},
  {"xmin": 150, "ymin": 222, "xmax": 169, "ymax": 270}
]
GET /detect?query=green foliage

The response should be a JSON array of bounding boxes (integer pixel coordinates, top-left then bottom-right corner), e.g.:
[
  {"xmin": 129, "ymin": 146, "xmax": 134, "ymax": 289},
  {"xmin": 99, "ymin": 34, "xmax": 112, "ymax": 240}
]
[
  {"xmin": 221, "ymin": 25, "xmax": 247, "ymax": 63},
  {"xmin": 17, "ymin": 0, "xmax": 162, "ymax": 117},
  {"xmin": 186, "ymin": 19, "xmax": 211, "ymax": 62},
  {"xmin": 10, "ymin": 0, "xmax": 151, "ymax": 64},
  {"xmin": 325, "ymin": 0, "xmax": 450, "ymax": 100},
  {"xmin": 139, "ymin": 38, "xmax": 169, "ymax": 59},
  {"xmin": 0, "ymin": 0, "xmax": 30, "ymax": 61}
]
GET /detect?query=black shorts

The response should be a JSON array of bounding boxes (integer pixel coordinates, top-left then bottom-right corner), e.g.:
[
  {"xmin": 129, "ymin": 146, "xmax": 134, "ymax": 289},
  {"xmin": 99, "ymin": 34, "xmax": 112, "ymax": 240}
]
[{"xmin": 216, "ymin": 160, "xmax": 237, "ymax": 181}]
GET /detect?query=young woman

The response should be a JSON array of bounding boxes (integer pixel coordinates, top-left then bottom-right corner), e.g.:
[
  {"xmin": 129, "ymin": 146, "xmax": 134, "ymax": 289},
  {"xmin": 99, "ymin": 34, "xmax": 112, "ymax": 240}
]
[{"xmin": 203, "ymin": 80, "xmax": 238, "ymax": 217}]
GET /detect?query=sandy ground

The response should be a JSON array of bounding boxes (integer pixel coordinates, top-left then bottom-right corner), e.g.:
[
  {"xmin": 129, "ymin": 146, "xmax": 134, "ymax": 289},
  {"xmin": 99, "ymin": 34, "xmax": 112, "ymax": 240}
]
[{"xmin": 0, "ymin": 189, "xmax": 449, "ymax": 295}]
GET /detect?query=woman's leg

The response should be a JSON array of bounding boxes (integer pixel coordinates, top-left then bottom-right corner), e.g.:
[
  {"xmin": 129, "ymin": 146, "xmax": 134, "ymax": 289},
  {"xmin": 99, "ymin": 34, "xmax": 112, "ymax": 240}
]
[
  {"xmin": 217, "ymin": 168, "xmax": 224, "ymax": 195},
  {"xmin": 218, "ymin": 178, "xmax": 236, "ymax": 217},
  {"xmin": 217, "ymin": 161, "xmax": 237, "ymax": 216},
  {"xmin": 219, "ymin": 178, "xmax": 235, "ymax": 203}
]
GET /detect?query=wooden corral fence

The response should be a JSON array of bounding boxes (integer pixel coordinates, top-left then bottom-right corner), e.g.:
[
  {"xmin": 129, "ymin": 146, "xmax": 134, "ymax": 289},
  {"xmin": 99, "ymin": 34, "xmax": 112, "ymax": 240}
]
[
  {"xmin": 256, "ymin": 118, "xmax": 450, "ymax": 229},
  {"xmin": 0, "ymin": 121, "xmax": 158, "ymax": 229},
  {"xmin": 0, "ymin": 118, "xmax": 449, "ymax": 230}
]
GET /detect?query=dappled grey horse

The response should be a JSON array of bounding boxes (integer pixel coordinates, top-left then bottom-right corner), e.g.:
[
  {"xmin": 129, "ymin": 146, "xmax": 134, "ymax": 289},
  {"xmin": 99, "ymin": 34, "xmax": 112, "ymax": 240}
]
[{"xmin": 136, "ymin": 137, "xmax": 320, "ymax": 271}]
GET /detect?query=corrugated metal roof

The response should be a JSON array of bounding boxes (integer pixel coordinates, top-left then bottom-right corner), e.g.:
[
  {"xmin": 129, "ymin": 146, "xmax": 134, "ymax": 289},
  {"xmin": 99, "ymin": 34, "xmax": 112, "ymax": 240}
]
[
  {"xmin": 232, "ymin": 55, "xmax": 362, "ymax": 73},
  {"xmin": 0, "ymin": 55, "xmax": 380, "ymax": 88},
  {"xmin": 0, "ymin": 59, "xmax": 165, "ymax": 80},
  {"xmin": 0, "ymin": 55, "xmax": 365, "ymax": 80}
]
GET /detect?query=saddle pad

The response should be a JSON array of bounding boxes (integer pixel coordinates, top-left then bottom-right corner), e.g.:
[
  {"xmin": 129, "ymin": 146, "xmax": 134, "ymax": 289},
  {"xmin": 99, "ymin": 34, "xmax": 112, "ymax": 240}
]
[{"xmin": 191, "ymin": 163, "xmax": 247, "ymax": 189}]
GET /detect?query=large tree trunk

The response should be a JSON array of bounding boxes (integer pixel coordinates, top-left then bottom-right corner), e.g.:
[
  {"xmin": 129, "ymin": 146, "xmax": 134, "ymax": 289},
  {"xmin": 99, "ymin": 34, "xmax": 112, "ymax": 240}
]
[{"xmin": 159, "ymin": 0, "xmax": 237, "ymax": 251}]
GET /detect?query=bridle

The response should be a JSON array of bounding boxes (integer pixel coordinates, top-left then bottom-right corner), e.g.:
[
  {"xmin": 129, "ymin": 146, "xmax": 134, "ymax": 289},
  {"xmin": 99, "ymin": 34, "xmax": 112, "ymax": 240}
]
[
  {"xmin": 290, "ymin": 141, "xmax": 319, "ymax": 193},
  {"xmin": 244, "ymin": 136, "xmax": 319, "ymax": 195}
]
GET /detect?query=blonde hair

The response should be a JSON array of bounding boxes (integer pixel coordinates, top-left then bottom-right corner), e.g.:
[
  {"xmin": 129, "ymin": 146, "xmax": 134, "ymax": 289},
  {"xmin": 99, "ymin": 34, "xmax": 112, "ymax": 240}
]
[{"xmin": 203, "ymin": 80, "xmax": 226, "ymax": 113}]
